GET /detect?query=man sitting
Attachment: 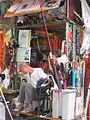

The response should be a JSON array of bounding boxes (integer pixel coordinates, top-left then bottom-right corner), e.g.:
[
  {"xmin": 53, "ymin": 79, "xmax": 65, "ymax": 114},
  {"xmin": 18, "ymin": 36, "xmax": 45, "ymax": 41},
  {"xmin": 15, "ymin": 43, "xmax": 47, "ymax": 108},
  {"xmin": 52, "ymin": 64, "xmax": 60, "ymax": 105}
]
[{"xmin": 16, "ymin": 62, "xmax": 51, "ymax": 113}]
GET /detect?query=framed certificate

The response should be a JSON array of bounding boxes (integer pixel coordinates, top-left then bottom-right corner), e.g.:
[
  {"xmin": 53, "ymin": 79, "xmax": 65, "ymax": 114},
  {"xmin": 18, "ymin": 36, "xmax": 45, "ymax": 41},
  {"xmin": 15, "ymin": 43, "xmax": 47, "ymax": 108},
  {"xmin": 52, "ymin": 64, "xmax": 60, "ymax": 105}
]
[{"xmin": 18, "ymin": 30, "xmax": 31, "ymax": 48}]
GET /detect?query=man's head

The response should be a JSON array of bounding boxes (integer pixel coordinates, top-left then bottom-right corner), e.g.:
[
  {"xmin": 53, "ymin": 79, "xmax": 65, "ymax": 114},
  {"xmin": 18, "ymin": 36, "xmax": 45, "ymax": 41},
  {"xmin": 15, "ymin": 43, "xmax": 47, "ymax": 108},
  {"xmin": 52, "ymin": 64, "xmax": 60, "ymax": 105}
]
[
  {"xmin": 19, "ymin": 62, "xmax": 28, "ymax": 73},
  {"xmin": 19, "ymin": 62, "xmax": 34, "ymax": 74}
]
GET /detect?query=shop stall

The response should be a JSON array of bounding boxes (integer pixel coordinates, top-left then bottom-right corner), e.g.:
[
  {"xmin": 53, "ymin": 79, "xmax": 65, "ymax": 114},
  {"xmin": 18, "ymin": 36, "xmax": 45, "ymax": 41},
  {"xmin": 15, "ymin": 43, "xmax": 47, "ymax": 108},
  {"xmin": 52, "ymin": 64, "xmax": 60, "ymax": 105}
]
[{"xmin": 0, "ymin": 0, "xmax": 89, "ymax": 120}]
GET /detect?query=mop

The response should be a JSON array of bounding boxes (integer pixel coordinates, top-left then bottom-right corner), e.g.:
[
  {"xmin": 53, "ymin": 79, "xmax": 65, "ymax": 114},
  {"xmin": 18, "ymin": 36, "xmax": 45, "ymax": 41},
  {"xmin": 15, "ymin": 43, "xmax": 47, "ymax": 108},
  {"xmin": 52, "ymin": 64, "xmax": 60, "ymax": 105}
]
[{"xmin": 0, "ymin": 86, "xmax": 13, "ymax": 120}]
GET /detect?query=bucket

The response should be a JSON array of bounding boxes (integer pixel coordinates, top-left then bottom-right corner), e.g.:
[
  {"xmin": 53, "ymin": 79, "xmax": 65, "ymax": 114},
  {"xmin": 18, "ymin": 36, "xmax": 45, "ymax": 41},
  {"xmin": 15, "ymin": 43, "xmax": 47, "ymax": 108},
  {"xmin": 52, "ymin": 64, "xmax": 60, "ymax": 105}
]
[
  {"xmin": 52, "ymin": 89, "xmax": 62, "ymax": 118},
  {"xmin": 0, "ymin": 102, "xmax": 5, "ymax": 120},
  {"xmin": 62, "ymin": 89, "xmax": 76, "ymax": 120}
]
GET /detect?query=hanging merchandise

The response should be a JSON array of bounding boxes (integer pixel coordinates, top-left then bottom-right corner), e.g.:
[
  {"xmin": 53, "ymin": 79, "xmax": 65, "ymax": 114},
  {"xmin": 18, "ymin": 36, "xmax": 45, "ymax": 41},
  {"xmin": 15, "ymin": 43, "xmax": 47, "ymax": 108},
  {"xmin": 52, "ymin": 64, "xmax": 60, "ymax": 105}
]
[
  {"xmin": 56, "ymin": 54, "xmax": 69, "ymax": 65},
  {"xmin": 84, "ymin": 53, "xmax": 90, "ymax": 107},
  {"xmin": 61, "ymin": 40, "xmax": 68, "ymax": 56},
  {"xmin": 71, "ymin": 59, "xmax": 85, "ymax": 88},
  {"xmin": 51, "ymin": 62, "xmax": 60, "ymax": 87},
  {"xmin": 52, "ymin": 36, "xmax": 58, "ymax": 52},
  {"xmin": 4, "ymin": 30, "xmax": 12, "ymax": 46},
  {"xmin": 48, "ymin": 53, "xmax": 60, "ymax": 88},
  {"xmin": 76, "ymin": 65, "xmax": 82, "ymax": 87},
  {"xmin": 71, "ymin": 62, "xmax": 78, "ymax": 88},
  {"xmin": 72, "ymin": 70, "xmax": 77, "ymax": 87},
  {"xmin": 80, "ymin": 0, "xmax": 90, "ymax": 54},
  {"xmin": 85, "ymin": 53, "xmax": 90, "ymax": 85},
  {"xmin": 58, "ymin": 63, "xmax": 68, "ymax": 89},
  {"xmin": 80, "ymin": 61, "xmax": 85, "ymax": 86},
  {"xmin": 61, "ymin": 40, "xmax": 65, "ymax": 55},
  {"xmin": 64, "ymin": 44, "xmax": 68, "ymax": 56},
  {"xmin": 36, "ymin": 36, "xmax": 46, "ymax": 62},
  {"xmin": 0, "ymin": 31, "xmax": 5, "ymax": 71},
  {"xmin": 67, "ymin": 63, "xmax": 72, "ymax": 86},
  {"xmin": 68, "ymin": 31, "xmax": 73, "ymax": 42},
  {"xmin": 49, "ymin": 53, "xmax": 69, "ymax": 89},
  {"xmin": 68, "ymin": 22, "xmax": 73, "ymax": 43},
  {"xmin": 75, "ymin": 29, "xmax": 80, "ymax": 56},
  {"xmin": 77, "ymin": 60, "xmax": 85, "ymax": 87},
  {"xmin": 66, "ymin": 22, "xmax": 73, "ymax": 59}
]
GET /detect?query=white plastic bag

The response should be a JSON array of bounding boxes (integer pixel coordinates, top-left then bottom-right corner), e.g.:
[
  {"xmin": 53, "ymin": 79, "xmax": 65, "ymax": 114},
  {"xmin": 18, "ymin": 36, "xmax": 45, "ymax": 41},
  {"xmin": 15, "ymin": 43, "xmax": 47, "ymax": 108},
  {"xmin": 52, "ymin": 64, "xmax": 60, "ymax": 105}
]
[
  {"xmin": 2, "ymin": 68, "xmax": 10, "ymax": 88},
  {"xmin": 80, "ymin": 0, "xmax": 90, "ymax": 54}
]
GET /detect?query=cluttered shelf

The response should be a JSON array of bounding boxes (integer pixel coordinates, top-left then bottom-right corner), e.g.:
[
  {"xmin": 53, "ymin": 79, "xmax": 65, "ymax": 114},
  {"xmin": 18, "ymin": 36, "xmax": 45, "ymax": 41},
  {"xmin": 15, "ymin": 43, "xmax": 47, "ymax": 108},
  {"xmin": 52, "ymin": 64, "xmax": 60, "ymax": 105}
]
[{"xmin": 16, "ymin": 21, "xmax": 66, "ymax": 32}]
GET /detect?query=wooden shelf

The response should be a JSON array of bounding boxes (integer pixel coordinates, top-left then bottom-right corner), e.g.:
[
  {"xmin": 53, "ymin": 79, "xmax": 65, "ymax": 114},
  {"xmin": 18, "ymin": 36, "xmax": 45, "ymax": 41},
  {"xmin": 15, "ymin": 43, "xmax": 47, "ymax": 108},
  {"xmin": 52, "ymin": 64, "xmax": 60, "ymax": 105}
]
[
  {"xmin": 11, "ymin": 110, "xmax": 61, "ymax": 120},
  {"xmin": 11, "ymin": 110, "xmax": 82, "ymax": 120},
  {"xmin": 16, "ymin": 21, "xmax": 66, "ymax": 32}
]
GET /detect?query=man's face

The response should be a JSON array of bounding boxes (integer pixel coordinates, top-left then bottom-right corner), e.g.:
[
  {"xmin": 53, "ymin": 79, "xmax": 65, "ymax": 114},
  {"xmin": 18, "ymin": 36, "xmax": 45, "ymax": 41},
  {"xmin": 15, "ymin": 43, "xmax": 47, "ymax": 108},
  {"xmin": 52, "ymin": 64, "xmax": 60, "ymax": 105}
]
[{"xmin": 19, "ymin": 64, "xmax": 29, "ymax": 74}]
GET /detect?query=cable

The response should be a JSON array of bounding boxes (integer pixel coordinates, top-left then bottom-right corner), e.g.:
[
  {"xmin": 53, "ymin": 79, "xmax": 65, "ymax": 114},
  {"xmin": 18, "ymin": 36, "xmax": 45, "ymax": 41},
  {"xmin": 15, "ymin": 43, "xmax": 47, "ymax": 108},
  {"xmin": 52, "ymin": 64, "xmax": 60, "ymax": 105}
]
[{"xmin": 39, "ymin": 0, "xmax": 52, "ymax": 53}]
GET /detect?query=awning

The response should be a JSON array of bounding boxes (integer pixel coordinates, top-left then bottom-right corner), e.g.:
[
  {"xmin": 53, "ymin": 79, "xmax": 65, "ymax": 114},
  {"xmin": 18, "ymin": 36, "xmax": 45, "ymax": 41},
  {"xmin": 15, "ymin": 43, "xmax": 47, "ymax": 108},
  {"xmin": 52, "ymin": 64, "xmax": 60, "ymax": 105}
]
[{"xmin": 5, "ymin": 0, "xmax": 62, "ymax": 17}]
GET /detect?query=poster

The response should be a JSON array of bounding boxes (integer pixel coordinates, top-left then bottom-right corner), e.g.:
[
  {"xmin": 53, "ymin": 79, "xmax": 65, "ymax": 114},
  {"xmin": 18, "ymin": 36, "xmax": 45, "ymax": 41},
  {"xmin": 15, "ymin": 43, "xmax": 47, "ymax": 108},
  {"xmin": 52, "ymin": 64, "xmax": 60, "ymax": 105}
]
[
  {"xmin": 16, "ymin": 47, "xmax": 31, "ymax": 62},
  {"xmin": 18, "ymin": 30, "xmax": 31, "ymax": 48}
]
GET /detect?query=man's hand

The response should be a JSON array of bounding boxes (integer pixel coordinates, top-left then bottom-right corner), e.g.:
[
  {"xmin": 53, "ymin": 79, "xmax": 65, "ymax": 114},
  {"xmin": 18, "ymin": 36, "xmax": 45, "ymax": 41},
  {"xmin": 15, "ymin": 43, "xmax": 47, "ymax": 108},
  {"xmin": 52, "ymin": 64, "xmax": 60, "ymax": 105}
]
[{"xmin": 45, "ymin": 76, "xmax": 52, "ymax": 83}]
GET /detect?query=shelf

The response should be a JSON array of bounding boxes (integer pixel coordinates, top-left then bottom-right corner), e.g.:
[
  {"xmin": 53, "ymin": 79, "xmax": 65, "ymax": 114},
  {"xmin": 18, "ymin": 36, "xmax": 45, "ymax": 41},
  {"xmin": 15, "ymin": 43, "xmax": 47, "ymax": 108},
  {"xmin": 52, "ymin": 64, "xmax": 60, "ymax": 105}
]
[
  {"xmin": 11, "ymin": 110, "xmax": 61, "ymax": 120},
  {"xmin": 16, "ymin": 21, "xmax": 66, "ymax": 32},
  {"xmin": 11, "ymin": 110, "xmax": 82, "ymax": 120}
]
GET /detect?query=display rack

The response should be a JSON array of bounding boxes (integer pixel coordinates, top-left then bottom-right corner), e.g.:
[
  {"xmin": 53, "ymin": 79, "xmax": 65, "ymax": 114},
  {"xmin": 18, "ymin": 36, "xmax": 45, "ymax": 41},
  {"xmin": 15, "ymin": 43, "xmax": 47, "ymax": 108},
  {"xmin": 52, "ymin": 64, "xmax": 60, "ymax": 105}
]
[{"xmin": 16, "ymin": 21, "xmax": 66, "ymax": 32}]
